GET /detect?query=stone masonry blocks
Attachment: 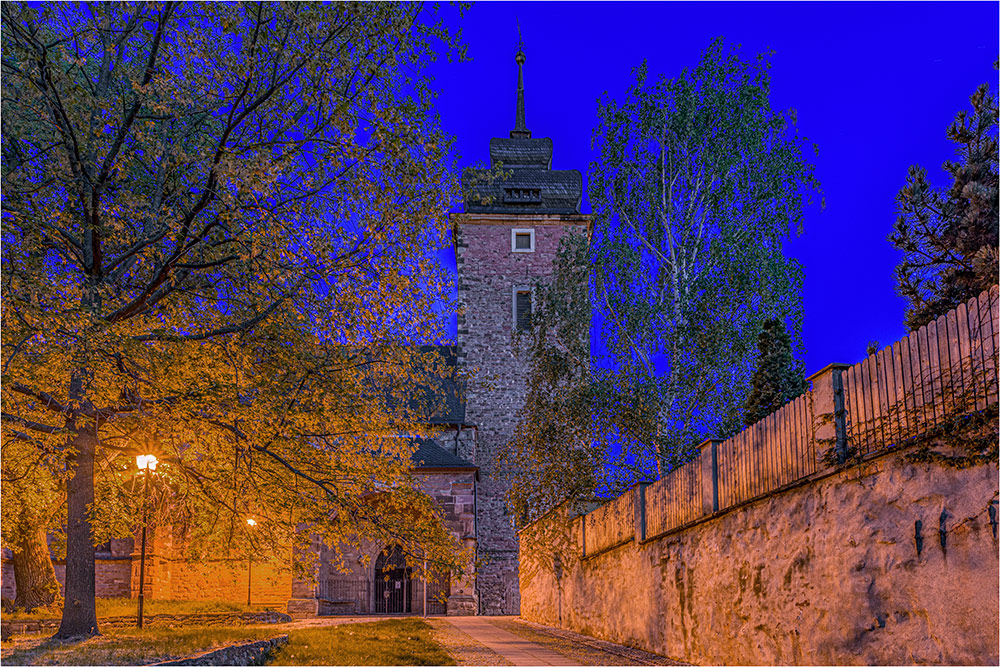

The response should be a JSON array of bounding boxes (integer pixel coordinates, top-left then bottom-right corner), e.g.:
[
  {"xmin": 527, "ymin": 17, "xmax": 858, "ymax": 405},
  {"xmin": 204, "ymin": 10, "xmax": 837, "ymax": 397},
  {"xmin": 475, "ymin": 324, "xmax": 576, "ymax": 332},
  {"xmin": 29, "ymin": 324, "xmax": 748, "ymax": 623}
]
[{"xmin": 454, "ymin": 214, "xmax": 588, "ymax": 614}]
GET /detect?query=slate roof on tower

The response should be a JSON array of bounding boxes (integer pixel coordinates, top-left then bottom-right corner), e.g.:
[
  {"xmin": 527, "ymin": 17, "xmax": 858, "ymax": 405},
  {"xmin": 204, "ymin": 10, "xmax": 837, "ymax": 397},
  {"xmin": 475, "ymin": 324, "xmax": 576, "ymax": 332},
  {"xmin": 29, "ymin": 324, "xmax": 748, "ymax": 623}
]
[
  {"xmin": 463, "ymin": 48, "xmax": 583, "ymax": 215},
  {"xmin": 409, "ymin": 436, "xmax": 476, "ymax": 470}
]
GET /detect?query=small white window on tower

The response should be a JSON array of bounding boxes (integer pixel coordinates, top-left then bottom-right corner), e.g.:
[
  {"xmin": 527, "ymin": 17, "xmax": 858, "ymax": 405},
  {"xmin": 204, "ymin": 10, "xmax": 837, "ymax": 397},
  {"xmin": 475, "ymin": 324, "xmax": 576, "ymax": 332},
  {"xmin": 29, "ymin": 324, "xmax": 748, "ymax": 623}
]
[
  {"xmin": 513, "ymin": 286, "xmax": 533, "ymax": 332},
  {"xmin": 511, "ymin": 228, "xmax": 535, "ymax": 253}
]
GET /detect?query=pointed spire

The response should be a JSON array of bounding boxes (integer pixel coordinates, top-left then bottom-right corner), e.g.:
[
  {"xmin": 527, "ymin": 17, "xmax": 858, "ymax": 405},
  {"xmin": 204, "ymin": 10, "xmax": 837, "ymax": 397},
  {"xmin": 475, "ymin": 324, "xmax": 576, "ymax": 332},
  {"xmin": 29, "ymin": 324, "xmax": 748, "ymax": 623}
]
[{"xmin": 510, "ymin": 30, "xmax": 530, "ymax": 139}]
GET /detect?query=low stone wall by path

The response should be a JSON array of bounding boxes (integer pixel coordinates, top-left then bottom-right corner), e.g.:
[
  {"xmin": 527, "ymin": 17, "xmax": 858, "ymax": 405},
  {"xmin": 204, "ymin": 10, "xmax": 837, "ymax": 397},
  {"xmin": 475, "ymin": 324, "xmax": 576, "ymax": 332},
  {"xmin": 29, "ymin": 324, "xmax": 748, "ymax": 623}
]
[
  {"xmin": 0, "ymin": 610, "xmax": 291, "ymax": 639},
  {"xmin": 153, "ymin": 634, "xmax": 288, "ymax": 666}
]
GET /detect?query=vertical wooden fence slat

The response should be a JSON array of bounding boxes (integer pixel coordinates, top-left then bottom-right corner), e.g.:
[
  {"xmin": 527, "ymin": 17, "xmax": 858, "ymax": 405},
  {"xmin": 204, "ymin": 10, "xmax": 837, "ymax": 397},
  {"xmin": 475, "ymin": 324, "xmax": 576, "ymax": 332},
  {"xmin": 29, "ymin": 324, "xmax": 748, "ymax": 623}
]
[
  {"xmin": 890, "ymin": 342, "xmax": 906, "ymax": 443},
  {"xmin": 877, "ymin": 346, "xmax": 892, "ymax": 449},
  {"xmin": 937, "ymin": 313, "xmax": 954, "ymax": 418},
  {"xmin": 790, "ymin": 397, "xmax": 801, "ymax": 481},
  {"xmin": 756, "ymin": 421, "xmax": 765, "ymax": 497},
  {"xmin": 736, "ymin": 433, "xmax": 743, "ymax": 505},
  {"xmin": 882, "ymin": 345, "xmax": 896, "ymax": 446},
  {"xmin": 950, "ymin": 310, "xmax": 976, "ymax": 413},
  {"xmin": 947, "ymin": 309, "xmax": 966, "ymax": 413},
  {"xmin": 878, "ymin": 346, "xmax": 894, "ymax": 446},
  {"xmin": 899, "ymin": 337, "xmax": 914, "ymax": 440},
  {"xmin": 847, "ymin": 364, "xmax": 860, "ymax": 450},
  {"xmin": 772, "ymin": 406, "xmax": 782, "ymax": 488},
  {"xmin": 981, "ymin": 290, "xmax": 994, "ymax": 403},
  {"xmin": 926, "ymin": 320, "xmax": 943, "ymax": 422},
  {"xmin": 916, "ymin": 324, "xmax": 933, "ymax": 426},
  {"xmin": 802, "ymin": 393, "xmax": 818, "ymax": 475},
  {"xmin": 866, "ymin": 356, "xmax": 880, "ymax": 452},
  {"xmin": 732, "ymin": 436, "xmax": 739, "ymax": 506},
  {"xmin": 718, "ymin": 440, "xmax": 730, "ymax": 510},
  {"xmin": 782, "ymin": 402, "xmax": 792, "ymax": 486},
  {"xmin": 963, "ymin": 296, "xmax": 986, "ymax": 411},
  {"xmin": 911, "ymin": 330, "xmax": 924, "ymax": 437},
  {"xmin": 768, "ymin": 411, "xmax": 776, "ymax": 490},
  {"xmin": 745, "ymin": 428, "xmax": 754, "ymax": 501},
  {"xmin": 865, "ymin": 356, "xmax": 879, "ymax": 454},
  {"xmin": 985, "ymin": 287, "xmax": 999, "ymax": 405}
]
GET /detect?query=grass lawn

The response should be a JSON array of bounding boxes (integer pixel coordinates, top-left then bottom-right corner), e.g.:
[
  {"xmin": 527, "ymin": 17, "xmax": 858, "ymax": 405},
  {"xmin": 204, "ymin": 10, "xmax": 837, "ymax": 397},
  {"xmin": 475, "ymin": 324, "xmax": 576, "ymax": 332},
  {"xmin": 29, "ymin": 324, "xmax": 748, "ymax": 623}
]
[
  {"xmin": 269, "ymin": 619, "xmax": 456, "ymax": 666},
  {"xmin": 1, "ymin": 598, "xmax": 273, "ymax": 622},
  {"xmin": 0, "ymin": 626, "xmax": 284, "ymax": 665}
]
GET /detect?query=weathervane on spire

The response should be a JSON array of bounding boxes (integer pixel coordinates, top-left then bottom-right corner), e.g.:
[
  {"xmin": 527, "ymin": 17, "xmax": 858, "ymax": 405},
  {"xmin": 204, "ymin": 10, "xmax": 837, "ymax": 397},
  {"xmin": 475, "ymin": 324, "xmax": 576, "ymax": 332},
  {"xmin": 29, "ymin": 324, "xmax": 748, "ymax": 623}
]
[{"xmin": 511, "ymin": 18, "xmax": 530, "ymax": 139}]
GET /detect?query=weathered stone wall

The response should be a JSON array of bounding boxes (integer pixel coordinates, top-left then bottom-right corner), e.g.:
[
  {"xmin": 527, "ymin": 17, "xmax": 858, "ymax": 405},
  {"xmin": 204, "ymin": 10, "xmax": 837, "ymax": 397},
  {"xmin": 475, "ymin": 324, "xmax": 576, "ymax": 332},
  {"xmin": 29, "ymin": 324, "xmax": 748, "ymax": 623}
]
[
  {"xmin": 521, "ymin": 448, "xmax": 999, "ymax": 665},
  {"xmin": 454, "ymin": 213, "xmax": 589, "ymax": 615},
  {"xmin": 3, "ymin": 538, "xmax": 146, "ymax": 601}
]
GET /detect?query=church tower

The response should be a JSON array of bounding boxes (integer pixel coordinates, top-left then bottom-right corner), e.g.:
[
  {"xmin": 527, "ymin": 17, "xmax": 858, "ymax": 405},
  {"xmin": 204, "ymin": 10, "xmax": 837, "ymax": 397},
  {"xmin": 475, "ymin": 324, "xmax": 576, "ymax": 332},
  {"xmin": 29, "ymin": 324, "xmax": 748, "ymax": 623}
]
[{"xmin": 453, "ymin": 46, "xmax": 590, "ymax": 615}]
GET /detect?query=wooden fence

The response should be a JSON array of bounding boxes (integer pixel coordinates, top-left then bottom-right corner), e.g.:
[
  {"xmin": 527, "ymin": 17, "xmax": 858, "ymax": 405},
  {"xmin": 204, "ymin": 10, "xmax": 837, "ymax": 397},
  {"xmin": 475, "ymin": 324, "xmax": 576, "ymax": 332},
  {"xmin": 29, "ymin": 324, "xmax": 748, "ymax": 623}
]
[
  {"xmin": 644, "ymin": 455, "xmax": 703, "ymax": 541},
  {"xmin": 716, "ymin": 392, "xmax": 816, "ymax": 511},
  {"xmin": 582, "ymin": 488, "xmax": 634, "ymax": 556},
  {"xmin": 574, "ymin": 287, "xmax": 999, "ymax": 558},
  {"xmin": 843, "ymin": 287, "xmax": 998, "ymax": 457}
]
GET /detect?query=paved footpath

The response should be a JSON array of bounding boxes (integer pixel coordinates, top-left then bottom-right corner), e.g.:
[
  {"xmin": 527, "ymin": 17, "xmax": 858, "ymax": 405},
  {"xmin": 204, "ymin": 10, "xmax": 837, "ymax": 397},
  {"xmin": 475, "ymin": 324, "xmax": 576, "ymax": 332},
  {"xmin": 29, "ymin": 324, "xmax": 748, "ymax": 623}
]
[{"xmin": 445, "ymin": 617, "xmax": 582, "ymax": 666}]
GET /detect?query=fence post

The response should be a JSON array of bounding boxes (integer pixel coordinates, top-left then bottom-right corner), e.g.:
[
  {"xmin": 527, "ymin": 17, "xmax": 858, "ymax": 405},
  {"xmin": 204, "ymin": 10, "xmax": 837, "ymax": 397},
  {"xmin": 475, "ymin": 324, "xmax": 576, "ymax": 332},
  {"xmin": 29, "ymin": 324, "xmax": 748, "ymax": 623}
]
[
  {"xmin": 807, "ymin": 363, "xmax": 850, "ymax": 465},
  {"xmin": 698, "ymin": 439, "xmax": 722, "ymax": 514},
  {"xmin": 634, "ymin": 482, "xmax": 651, "ymax": 542}
]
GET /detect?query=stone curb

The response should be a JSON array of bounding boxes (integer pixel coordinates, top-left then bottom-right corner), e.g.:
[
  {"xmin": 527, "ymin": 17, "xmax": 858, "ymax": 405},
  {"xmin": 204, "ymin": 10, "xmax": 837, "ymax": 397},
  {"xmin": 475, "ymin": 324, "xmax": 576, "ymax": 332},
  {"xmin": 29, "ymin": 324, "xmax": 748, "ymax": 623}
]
[{"xmin": 152, "ymin": 634, "xmax": 288, "ymax": 666}]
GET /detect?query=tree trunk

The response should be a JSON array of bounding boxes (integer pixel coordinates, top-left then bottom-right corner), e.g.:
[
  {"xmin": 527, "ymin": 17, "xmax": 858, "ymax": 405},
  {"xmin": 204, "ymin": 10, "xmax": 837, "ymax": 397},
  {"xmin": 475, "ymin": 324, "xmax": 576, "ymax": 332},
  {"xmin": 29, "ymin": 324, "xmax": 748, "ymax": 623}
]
[
  {"xmin": 11, "ymin": 528, "xmax": 62, "ymax": 611},
  {"xmin": 55, "ymin": 427, "xmax": 100, "ymax": 638}
]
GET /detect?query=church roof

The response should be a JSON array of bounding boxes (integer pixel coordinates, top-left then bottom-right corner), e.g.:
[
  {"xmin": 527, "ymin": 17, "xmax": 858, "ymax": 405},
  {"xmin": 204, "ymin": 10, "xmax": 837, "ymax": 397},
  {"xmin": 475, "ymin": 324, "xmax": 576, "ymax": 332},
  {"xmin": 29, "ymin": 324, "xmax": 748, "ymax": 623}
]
[
  {"xmin": 410, "ymin": 436, "xmax": 476, "ymax": 470},
  {"xmin": 463, "ymin": 48, "xmax": 583, "ymax": 215}
]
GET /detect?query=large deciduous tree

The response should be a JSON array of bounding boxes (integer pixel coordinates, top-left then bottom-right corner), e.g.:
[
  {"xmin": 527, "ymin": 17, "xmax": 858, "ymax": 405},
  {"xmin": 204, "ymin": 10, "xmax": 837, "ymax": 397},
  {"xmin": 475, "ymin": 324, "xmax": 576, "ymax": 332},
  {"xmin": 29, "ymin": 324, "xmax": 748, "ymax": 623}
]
[
  {"xmin": 589, "ymin": 39, "xmax": 820, "ymax": 476},
  {"xmin": 889, "ymin": 70, "xmax": 998, "ymax": 331},
  {"xmin": 1, "ymin": 2, "xmax": 465, "ymax": 637}
]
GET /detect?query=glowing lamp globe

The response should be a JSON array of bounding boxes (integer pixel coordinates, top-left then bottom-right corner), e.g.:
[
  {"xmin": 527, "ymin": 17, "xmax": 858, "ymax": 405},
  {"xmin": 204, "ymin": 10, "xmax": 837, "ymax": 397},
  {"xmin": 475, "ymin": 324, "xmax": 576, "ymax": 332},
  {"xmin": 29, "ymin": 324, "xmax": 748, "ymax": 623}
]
[{"xmin": 136, "ymin": 454, "xmax": 158, "ymax": 471}]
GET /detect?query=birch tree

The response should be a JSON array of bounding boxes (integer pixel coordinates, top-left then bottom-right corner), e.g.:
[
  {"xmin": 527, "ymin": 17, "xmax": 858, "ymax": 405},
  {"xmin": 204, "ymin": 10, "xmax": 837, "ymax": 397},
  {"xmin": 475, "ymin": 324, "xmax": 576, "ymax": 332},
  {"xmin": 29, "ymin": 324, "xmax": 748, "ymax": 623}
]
[{"xmin": 590, "ymin": 39, "xmax": 820, "ymax": 476}]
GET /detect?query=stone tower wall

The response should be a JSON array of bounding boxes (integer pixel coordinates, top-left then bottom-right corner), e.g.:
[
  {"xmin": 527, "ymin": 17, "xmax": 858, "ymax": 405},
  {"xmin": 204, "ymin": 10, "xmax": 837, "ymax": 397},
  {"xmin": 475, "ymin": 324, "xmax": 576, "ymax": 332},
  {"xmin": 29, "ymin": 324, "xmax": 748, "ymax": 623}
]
[{"xmin": 455, "ymin": 214, "xmax": 588, "ymax": 615}]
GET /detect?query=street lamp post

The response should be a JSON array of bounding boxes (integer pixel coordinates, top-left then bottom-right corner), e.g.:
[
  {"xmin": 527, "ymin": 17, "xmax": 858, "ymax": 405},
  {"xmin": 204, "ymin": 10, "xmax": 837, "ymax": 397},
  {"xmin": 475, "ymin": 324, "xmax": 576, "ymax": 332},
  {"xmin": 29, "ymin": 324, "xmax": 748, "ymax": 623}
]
[
  {"xmin": 135, "ymin": 454, "xmax": 158, "ymax": 629},
  {"xmin": 246, "ymin": 518, "xmax": 257, "ymax": 607}
]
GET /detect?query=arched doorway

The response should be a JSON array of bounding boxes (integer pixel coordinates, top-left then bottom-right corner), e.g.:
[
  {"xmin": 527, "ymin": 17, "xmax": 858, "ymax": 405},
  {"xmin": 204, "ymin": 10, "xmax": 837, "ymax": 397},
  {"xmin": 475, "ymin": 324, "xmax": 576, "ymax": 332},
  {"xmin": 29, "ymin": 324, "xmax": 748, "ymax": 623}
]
[{"xmin": 374, "ymin": 546, "xmax": 411, "ymax": 614}]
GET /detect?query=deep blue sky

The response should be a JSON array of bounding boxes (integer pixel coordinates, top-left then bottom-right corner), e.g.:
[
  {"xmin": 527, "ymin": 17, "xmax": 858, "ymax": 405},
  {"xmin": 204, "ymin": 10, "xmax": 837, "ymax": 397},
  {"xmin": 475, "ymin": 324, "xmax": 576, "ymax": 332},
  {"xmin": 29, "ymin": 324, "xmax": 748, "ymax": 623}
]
[{"xmin": 426, "ymin": 1, "xmax": 998, "ymax": 376}]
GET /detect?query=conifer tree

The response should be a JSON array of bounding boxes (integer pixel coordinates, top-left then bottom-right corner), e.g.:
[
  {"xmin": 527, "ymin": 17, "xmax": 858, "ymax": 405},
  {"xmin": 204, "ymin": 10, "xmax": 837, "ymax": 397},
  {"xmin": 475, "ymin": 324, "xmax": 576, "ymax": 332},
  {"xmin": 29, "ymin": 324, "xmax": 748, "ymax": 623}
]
[
  {"xmin": 889, "ymin": 68, "xmax": 999, "ymax": 331},
  {"xmin": 742, "ymin": 319, "xmax": 807, "ymax": 427}
]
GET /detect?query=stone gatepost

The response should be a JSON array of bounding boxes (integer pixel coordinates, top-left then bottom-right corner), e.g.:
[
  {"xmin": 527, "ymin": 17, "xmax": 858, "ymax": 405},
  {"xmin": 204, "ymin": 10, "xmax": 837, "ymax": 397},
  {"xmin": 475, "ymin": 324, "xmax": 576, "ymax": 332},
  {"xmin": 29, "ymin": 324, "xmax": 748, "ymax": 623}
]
[{"xmin": 807, "ymin": 363, "xmax": 850, "ymax": 467}]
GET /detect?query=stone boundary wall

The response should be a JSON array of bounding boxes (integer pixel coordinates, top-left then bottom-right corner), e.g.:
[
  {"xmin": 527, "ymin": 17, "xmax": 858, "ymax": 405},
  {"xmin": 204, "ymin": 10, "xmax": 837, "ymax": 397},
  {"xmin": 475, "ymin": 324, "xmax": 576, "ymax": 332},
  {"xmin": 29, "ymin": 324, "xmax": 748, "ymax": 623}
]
[
  {"xmin": 520, "ymin": 447, "xmax": 999, "ymax": 665},
  {"xmin": 153, "ymin": 634, "xmax": 288, "ymax": 666},
  {"xmin": 0, "ymin": 610, "xmax": 290, "ymax": 639},
  {"xmin": 521, "ymin": 288, "xmax": 999, "ymax": 664},
  {"xmin": 574, "ymin": 286, "xmax": 998, "ymax": 556}
]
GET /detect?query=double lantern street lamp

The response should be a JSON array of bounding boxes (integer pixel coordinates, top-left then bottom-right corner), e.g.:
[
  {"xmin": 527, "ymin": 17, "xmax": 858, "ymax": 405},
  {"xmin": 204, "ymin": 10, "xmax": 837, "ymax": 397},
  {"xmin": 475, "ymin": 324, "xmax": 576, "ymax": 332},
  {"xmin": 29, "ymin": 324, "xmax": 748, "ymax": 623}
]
[{"xmin": 135, "ymin": 454, "xmax": 158, "ymax": 629}]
